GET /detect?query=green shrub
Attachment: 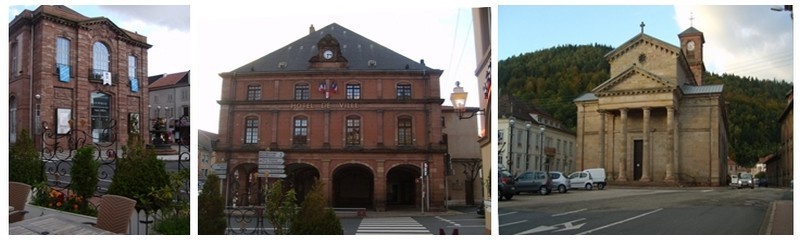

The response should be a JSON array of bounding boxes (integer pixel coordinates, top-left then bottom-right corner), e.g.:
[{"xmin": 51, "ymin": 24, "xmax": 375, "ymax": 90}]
[
  {"xmin": 289, "ymin": 180, "xmax": 343, "ymax": 235},
  {"xmin": 107, "ymin": 134, "xmax": 170, "ymax": 212},
  {"xmin": 10, "ymin": 129, "xmax": 44, "ymax": 185},
  {"xmin": 154, "ymin": 213, "xmax": 190, "ymax": 235},
  {"xmin": 71, "ymin": 146, "xmax": 99, "ymax": 211},
  {"xmin": 265, "ymin": 180, "xmax": 297, "ymax": 235},
  {"xmin": 198, "ymin": 174, "xmax": 226, "ymax": 235}
]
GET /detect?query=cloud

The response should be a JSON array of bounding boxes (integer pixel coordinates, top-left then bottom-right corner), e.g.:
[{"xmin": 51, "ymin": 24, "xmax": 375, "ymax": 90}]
[
  {"xmin": 98, "ymin": 5, "xmax": 189, "ymax": 32},
  {"xmin": 674, "ymin": 5, "xmax": 793, "ymax": 82}
]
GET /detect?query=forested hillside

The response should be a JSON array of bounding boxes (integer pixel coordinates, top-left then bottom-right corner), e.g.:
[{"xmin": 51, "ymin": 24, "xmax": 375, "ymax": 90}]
[{"xmin": 498, "ymin": 44, "xmax": 792, "ymax": 167}]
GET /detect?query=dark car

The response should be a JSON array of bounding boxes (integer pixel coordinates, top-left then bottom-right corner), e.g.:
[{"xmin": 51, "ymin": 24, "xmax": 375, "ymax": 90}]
[
  {"xmin": 477, "ymin": 202, "xmax": 485, "ymax": 216},
  {"xmin": 499, "ymin": 169, "xmax": 516, "ymax": 200},
  {"xmin": 515, "ymin": 171, "xmax": 553, "ymax": 195},
  {"xmin": 758, "ymin": 178, "xmax": 769, "ymax": 187}
]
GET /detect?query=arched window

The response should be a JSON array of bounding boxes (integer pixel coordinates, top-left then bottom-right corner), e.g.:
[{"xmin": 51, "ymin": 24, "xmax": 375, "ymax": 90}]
[
  {"xmin": 9, "ymin": 96, "xmax": 17, "ymax": 143},
  {"xmin": 128, "ymin": 55, "xmax": 138, "ymax": 91},
  {"xmin": 244, "ymin": 116, "xmax": 259, "ymax": 144},
  {"xmin": 293, "ymin": 116, "xmax": 308, "ymax": 145},
  {"xmin": 346, "ymin": 116, "xmax": 361, "ymax": 146},
  {"xmin": 92, "ymin": 42, "xmax": 110, "ymax": 80},
  {"xmin": 397, "ymin": 116, "xmax": 412, "ymax": 146},
  {"xmin": 90, "ymin": 92, "xmax": 111, "ymax": 142}
]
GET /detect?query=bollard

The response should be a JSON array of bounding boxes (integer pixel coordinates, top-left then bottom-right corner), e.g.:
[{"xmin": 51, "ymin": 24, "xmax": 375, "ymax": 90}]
[
  {"xmin": 452, "ymin": 229, "xmax": 459, "ymax": 235},
  {"xmin": 439, "ymin": 228, "xmax": 445, "ymax": 235}
]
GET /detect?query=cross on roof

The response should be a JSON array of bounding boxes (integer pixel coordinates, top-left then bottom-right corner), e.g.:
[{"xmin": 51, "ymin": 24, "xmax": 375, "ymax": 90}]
[
  {"xmin": 690, "ymin": 12, "xmax": 695, "ymax": 26},
  {"xmin": 640, "ymin": 21, "xmax": 645, "ymax": 33}
]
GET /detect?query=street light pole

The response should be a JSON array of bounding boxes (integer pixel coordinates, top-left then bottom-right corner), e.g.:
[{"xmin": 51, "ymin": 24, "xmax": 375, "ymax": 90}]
[
  {"xmin": 508, "ymin": 117, "xmax": 515, "ymax": 174},
  {"xmin": 524, "ymin": 122, "xmax": 531, "ymax": 172},
  {"xmin": 539, "ymin": 125, "xmax": 546, "ymax": 171}
]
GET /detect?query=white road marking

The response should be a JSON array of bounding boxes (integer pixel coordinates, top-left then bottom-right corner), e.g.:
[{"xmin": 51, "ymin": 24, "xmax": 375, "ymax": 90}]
[
  {"xmin": 516, "ymin": 218, "xmax": 586, "ymax": 235},
  {"xmin": 499, "ymin": 220, "xmax": 527, "ymax": 228},
  {"xmin": 701, "ymin": 189, "xmax": 713, "ymax": 193},
  {"xmin": 552, "ymin": 208, "xmax": 587, "ymax": 217},
  {"xmin": 499, "ymin": 211, "xmax": 518, "ymax": 217},
  {"xmin": 576, "ymin": 208, "xmax": 663, "ymax": 235}
]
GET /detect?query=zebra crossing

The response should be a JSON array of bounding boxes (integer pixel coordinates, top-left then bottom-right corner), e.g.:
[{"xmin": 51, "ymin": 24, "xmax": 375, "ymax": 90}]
[{"xmin": 355, "ymin": 217, "xmax": 432, "ymax": 235}]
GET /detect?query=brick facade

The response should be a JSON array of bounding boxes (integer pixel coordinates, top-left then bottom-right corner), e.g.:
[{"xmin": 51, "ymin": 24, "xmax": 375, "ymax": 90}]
[
  {"xmin": 9, "ymin": 5, "xmax": 151, "ymax": 148},
  {"xmin": 216, "ymin": 23, "xmax": 446, "ymax": 211}
]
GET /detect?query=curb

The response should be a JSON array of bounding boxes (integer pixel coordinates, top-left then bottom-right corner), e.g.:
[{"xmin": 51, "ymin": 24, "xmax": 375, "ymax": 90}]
[{"xmin": 759, "ymin": 201, "xmax": 776, "ymax": 235}]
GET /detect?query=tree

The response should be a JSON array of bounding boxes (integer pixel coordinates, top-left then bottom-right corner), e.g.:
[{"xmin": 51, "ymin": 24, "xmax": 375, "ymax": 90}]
[
  {"xmin": 9, "ymin": 129, "xmax": 44, "ymax": 186},
  {"xmin": 70, "ymin": 146, "xmax": 99, "ymax": 213},
  {"xmin": 107, "ymin": 134, "xmax": 170, "ymax": 212},
  {"xmin": 198, "ymin": 174, "xmax": 226, "ymax": 235},
  {"xmin": 460, "ymin": 159, "xmax": 482, "ymax": 206},
  {"xmin": 265, "ymin": 180, "xmax": 297, "ymax": 235},
  {"xmin": 289, "ymin": 180, "xmax": 343, "ymax": 235}
]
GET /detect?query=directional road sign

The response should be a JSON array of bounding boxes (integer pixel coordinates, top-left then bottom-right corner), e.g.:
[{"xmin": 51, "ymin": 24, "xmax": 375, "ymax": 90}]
[
  {"xmin": 258, "ymin": 151, "xmax": 285, "ymax": 159},
  {"xmin": 258, "ymin": 164, "xmax": 285, "ymax": 170},
  {"xmin": 211, "ymin": 163, "xmax": 227, "ymax": 170},
  {"xmin": 258, "ymin": 158, "xmax": 285, "ymax": 165}
]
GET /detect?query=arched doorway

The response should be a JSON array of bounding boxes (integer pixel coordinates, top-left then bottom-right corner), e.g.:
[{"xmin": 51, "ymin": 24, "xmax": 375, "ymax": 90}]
[
  {"xmin": 332, "ymin": 164, "xmax": 373, "ymax": 208},
  {"xmin": 386, "ymin": 164, "xmax": 421, "ymax": 209},
  {"xmin": 286, "ymin": 163, "xmax": 320, "ymax": 203},
  {"xmin": 229, "ymin": 163, "xmax": 262, "ymax": 206}
]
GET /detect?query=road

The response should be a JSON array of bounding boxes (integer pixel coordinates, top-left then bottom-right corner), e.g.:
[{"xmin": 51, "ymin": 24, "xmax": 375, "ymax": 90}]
[
  {"xmin": 225, "ymin": 206, "xmax": 487, "ymax": 235},
  {"xmin": 499, "ymin": 186, "xmax": 792, "ymax": 235}
]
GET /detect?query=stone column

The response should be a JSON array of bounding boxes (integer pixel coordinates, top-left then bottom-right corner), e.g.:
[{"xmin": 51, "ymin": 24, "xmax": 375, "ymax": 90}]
[
  {"xmin": 323, "ymin": 110, "xmax": 331, "ymax": 148},
  {"xmin": 321, "ymin": 159, "xmax": 333, "ymax": 204},
  {"xmin": 375, "ymin": 159, "xmax": 387, "ymax": 211},
  {"xmin": 665, "ymin": 106, "xmax": 677, "ymax": 182},
  {"xmin": 641, "ymin": 107, "xmax": 651, "ymax": 182},
  {"xmin": 617, "ymin": 108, "xmax": 628, "ymax": 181},
  {"xmin": 598, "ymin": 110, "xmax": 606, "ymax": 169}
]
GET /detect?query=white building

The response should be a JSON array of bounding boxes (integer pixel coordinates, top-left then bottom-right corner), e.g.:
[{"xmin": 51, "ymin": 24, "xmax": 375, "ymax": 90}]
[{"xmin": 498, "ymin": 95, "xmax": 576, "ymax": 176}]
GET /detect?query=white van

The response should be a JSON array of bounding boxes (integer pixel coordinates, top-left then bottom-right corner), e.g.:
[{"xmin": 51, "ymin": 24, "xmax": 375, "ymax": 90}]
[{"xmin": 568, "ymin": 168, "xmax": 607, "ymax": 190}]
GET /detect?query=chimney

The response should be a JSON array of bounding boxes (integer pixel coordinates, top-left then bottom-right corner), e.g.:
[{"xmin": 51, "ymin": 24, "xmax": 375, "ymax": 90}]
[{"xmin": 309, "ymin": 24, "xmax": 315, "ymax": 34}]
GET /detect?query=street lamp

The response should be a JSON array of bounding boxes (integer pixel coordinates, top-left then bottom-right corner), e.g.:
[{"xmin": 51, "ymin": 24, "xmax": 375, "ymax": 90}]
[
  {"xmin": 771, "ymin": 5, "xmax": 793, "ymax": 19},
  {"xmin": 450, "ymin": 81, "xmax": 484, "ymax": 119}
]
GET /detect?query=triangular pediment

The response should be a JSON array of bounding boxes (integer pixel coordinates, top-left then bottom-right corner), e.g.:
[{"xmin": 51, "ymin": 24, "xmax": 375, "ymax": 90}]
[
  {"xmin": 592, "ymin": 66, "xmax": 675, "ymax": 96},
  {"xmin": 605, "ymin": 33, "xmax": 681, "ymax": 63}
]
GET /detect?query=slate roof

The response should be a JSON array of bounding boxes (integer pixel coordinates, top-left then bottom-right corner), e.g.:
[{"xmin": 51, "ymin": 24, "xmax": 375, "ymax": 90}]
[
  {"xmin": 229, "ymin": 23, "xmax": 435, "ymax": 73},
  {"xmin": 573, "ymin": 93, "xmax": 599, "ymax": 102},
  {"xmin": 680, "ymin": 84, "xmax": 723, "ymax": 95}
]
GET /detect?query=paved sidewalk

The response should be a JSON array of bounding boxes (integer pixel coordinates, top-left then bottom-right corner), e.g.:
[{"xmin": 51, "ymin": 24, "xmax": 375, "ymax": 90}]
[{"xmin": 765, "ymin": 200, "xmax": 793, "ymax": 235}]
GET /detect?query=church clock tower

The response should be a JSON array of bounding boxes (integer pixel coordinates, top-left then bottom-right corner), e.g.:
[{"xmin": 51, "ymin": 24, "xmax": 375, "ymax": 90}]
[{"xmin": 679, "ymin": 26, "xmax": 705, "ymax": 85}]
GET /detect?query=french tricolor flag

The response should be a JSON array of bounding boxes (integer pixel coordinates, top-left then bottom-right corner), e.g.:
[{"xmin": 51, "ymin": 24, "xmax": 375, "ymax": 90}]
[
  {"xmin": 318, "ymin": 82, "xmax": 327, "ymax": 94},
  {"xmin": 331, "ymin": 82, "xmax": 338, "ymax": 93}
]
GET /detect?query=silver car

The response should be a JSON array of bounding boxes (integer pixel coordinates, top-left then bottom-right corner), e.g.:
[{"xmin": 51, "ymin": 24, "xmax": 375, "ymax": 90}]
[{"xmin": 549, "ymin": 171, "xmax": 570, "ymax": 193}]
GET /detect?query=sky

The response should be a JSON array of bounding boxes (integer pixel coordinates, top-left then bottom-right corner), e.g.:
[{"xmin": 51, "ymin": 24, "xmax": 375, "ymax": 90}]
[
  {"xmin": 499, "ymin": 5, "xmax": 794, "ymax": 83},
  {"xmin": 193, "ymin": 5, "xmax": 479, "ymax": 133},
  {"xmin": 7, "ymin": 5, "xmax": 191, "ymax": 77}
]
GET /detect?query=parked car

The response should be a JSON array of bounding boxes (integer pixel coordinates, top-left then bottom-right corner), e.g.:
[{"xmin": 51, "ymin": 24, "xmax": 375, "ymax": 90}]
[
  {"xmin": 498, "ymin": 169, "xmax": 516, "ymax": 200},
  {"xmin": 477, "ymin": 201, "xmax": 485, "ymax": 216},
  {"xmin": 737, "ymin": 172, "xmax": 754, "ymax": 189},
  {"xmin": 568, "ymin": 168, "xmax": 607, "ymax": 190},
  {"xmin": 549, "ymin": 171, "xmax": 570, "ymax": 193},
  {"xmin": 515, "ymin": 171, "xmax": 552, "ymax": 195},
  {"xmin": 729, "ymin": 175, "xmax": 739, "ymax": 189},
  {"xmin": 757, "ymin": 178, "xmax": 768, "ymax": 187}
]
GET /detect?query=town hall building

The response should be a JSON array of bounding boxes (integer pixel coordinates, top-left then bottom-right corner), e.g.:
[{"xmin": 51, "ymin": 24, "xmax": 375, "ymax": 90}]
[
  {"xmin": 215, "ymin": 23, "xmax": 446, "ymax": 211},
  {"xmin": 574, "ymin": 24, "xmax": 729, "ymax": 186}
]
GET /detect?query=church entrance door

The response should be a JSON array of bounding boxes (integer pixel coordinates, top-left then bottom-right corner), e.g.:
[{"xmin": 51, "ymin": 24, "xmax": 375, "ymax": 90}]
[{"xmin": 633, "ymin": 140, "xmax": 643, "ymax": 180}]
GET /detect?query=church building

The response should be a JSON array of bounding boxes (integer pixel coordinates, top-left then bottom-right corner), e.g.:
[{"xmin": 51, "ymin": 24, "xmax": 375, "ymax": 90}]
[
  {"xmin": 574, "ymin": 23, "xmax": 729, "ymax": 186},
  {"xmin": 215, "ymin": 23, "xmax": 446, "ymax": 211}
]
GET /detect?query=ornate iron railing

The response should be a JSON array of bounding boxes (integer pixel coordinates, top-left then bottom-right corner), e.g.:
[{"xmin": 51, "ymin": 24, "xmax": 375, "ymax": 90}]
[
  {"xmin": 225, "ymin": 206, "xmax": 270, "ymax": 235},
  {"xmin": 38, "ymin": 117, "xmax": 190, "ymax": 235}
]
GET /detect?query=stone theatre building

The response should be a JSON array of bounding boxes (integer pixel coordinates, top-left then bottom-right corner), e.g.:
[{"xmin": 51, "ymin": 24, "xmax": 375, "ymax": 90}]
[
  {"xmin": 574, "ymin": 25, "xmax": 729, "ymax": 186},
  {"xmin": 216, "ymin": 23, "xmax": 446, "ymax": 211},
  {"xmin": 9, "ymin": 5, "xmax": 151, "ymax": 147}
]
